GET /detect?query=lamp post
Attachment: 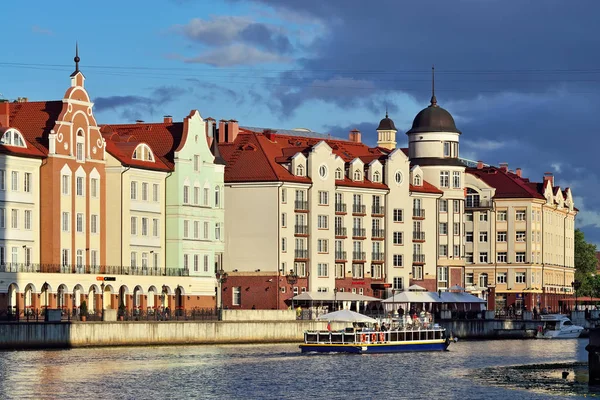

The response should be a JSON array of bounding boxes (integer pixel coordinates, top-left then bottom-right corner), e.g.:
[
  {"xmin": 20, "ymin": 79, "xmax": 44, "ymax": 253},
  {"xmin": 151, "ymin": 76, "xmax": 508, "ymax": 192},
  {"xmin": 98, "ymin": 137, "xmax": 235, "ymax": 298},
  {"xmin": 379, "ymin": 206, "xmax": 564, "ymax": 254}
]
[
  {"xmin": 42, "ymin": 282, "xmax": 49, "ymax": 317},
  {"xmin": 216, "ymin": 268, "xmax": 228, "ymax": 319},
  {"xmin": 333, "ymin": 288, "xmax": 338, "ymax": 311},
  {"xmin": 286, "ymin": 269, "xmax": 299, "ymax": 310},
  {"xmin": 572, "ymin": 280, "xmax": 581, "ymax": 312}
]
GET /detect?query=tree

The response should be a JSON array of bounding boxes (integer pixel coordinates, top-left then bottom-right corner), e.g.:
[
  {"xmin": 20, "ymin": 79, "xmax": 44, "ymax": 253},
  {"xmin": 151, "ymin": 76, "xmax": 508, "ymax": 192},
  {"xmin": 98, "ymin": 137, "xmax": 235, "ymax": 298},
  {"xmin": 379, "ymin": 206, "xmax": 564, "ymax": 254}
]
[{"xmin": 574, "ymin": 229, "xmax": 598, "ymax": 296}]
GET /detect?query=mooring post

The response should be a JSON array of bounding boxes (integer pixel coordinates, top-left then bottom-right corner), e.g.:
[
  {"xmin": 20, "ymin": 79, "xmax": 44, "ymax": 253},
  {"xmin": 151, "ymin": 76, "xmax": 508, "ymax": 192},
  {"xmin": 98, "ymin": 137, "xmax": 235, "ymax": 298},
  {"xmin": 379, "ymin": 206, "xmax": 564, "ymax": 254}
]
[{"xmin": 586, "ymin": 328, "xmax": 600, "ymax": 385}]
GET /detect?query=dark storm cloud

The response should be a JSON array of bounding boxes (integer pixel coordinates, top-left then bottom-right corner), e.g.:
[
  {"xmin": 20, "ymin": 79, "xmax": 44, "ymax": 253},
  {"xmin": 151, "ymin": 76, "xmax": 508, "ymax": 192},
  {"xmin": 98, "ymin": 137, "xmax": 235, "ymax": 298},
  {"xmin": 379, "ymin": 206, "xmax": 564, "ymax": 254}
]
[{"xmin": 94, "ymin": 86, "xmax": 182, "ymax": 121}]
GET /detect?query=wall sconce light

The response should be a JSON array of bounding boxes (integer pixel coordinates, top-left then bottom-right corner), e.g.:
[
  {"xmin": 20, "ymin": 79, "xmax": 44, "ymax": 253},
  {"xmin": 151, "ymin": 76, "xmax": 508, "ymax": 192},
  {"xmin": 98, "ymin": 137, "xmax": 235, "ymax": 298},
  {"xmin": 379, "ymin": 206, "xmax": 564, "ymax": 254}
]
[{"xmin": 187, "ymin": 296, "xmax": 190, "ymax": 300}]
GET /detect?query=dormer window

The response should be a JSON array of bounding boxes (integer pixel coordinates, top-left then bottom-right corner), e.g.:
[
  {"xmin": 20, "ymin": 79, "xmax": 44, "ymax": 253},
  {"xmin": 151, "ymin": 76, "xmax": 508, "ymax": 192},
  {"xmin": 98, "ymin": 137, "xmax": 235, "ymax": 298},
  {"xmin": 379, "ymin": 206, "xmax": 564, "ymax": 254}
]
[
  {"xmin": 335, "ymin": 168, "xmax": 343, "ymax": 180},
  {"xmin": 132, "ymin": 144, "xmax": 155, "ymax": 162},
  {"xmin": 372, "ymin": 171, "xmax": 381, "ymax": 183},
  {"xmin": 353, "ymin": 170, "xmax": 362, "ymax": 181},
  {"xmin": 0, "ymin": 129, "xmax": 26, "ymax": 148},
  {"xmin": 414, "ymin": 175, "xmax": 422, "ymax": 186},
  {"xmin": 296, "ymin": 164, "xmax": 305, "ymax": 176}
]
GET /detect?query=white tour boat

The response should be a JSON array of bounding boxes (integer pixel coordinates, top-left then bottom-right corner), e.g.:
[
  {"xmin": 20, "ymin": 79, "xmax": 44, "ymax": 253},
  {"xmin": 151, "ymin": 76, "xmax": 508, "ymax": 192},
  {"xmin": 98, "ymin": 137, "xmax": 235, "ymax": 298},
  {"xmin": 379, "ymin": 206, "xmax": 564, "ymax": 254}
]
[{"xmin": 537, "ymin": 314, "xmax": 584, "ymax": 339}]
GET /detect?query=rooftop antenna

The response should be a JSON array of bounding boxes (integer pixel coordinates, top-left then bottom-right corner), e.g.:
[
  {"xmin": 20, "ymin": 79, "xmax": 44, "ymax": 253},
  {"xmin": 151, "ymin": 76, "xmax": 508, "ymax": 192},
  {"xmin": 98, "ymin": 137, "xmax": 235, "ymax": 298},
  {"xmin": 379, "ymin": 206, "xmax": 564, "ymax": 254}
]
[
  {"xmin": 74, "ymin": 42, "xmax": 80, "ymax": 73},
  {"xmin": 385, "ymin": 104, "xmax": 388, "ymax": 118},
  {"xmin": 430, "ymin": 65, "xmax": 437, "ymax": 106}
]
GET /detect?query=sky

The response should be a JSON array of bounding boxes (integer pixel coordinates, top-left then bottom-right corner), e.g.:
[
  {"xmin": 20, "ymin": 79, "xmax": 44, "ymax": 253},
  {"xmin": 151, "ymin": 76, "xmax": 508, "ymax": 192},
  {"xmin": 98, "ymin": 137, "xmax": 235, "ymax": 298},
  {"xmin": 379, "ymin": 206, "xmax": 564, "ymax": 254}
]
[{"xmin": 2, "ymin": 0, "xmax": 600, "ymax": 245}]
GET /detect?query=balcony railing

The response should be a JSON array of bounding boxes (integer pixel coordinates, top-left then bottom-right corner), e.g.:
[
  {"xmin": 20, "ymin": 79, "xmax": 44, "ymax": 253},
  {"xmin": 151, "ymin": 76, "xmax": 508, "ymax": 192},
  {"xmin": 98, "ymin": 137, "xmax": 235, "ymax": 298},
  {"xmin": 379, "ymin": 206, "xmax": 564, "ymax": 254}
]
[
  {"xmin": 294, "ymin": 200, "xmax": 309, "ymax": 211},
  {"xmin": 372, "ymin": 205, "xmax": 385, "ymax": 215},
  {"xmin": 352, "ymin": 228, "xmax": 366, "ymax": 238},
  {"xmin": 352, "ymin": 204, "xmax": 366, "ymax": 215},
  {"xmin": 413, "ymin": 208, "xmax": 425, "ymax": 219},
  {"xmin": 352, "ymin": 251, "xmax": 366, "ymax": 261},
  {"xmin": 465, "ymin": 199, "xmax": 492, "ymax": 210},
  {"xmin": 413, "ymin": 231, "xmax": 425, "ymax": 241},
  {"xmin": 413, "ymin": 254, "xmax": 425, "ymax": 264},
  {"xmin": 335, "ymin": 227, "xmax": 347, "ymax": 237},
  {"xmin": 0, "ymin": 263, "xmax": 189, "ymax": 276},
  {"xmin": 335, "ymin": 203, "xmax": 347, "ymax": 214},
  {"xmin": 294, "ymin": 225, "xmax": 309, "ymax": 235},
  {"xmin": 372, "ymin": 228, "xmax": 385, "ymax": 239},
  {"xmin": 294, "ymin": 249, "xmax": 309, "ymax": 259},
  {"xmin": 371, "ymin": 252, "xmax": 385, "ymax": 262},
  {"xmin": 335, "ymin": 251, "xmax": 347, "ymax": 261}
]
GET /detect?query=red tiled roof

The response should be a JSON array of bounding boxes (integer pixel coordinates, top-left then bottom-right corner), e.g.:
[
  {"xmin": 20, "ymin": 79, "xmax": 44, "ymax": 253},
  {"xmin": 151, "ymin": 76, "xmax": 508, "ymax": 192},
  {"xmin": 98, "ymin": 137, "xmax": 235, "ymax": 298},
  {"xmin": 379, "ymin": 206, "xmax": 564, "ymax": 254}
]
[
  {"xmin": 467, "ymin": 166, "xmax": 545, "ymax": 199},
  {"xmin": 410, "ymin": 181, "xmax": 444, "ymax": 194},
  {"xmin": 100, "ymin": 122, "xmax": 184, "ymax": 169},
  {"xmin": 103, "ymin": 139, "xmax": 171, "ymax": 172},
  {"xmin": 7, "ymin": 101, "xmax": 64, "ymax": 156}
]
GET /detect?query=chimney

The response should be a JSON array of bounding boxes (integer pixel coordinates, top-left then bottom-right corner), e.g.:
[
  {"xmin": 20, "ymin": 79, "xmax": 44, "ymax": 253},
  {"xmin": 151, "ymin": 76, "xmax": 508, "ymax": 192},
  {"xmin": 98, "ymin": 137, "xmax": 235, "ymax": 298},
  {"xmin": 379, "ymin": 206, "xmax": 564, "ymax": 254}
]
[
  {"xmin": 516, "ymin": 168, "xmax": 522, "ymax": 178},
  {"xmin": 205, "ymin": 117, "xmax": 215, "ymax": 145},
  {"xmin": 349, "ymin": 129, "xmax": 361, "ymax": 143},
  {"xmin": 136, "ymin": 120, "xmax": 144, "ymax": 124},
  {"xmin": 476, "ymin": 160, "xmax": 484, "ymax": 170},
  {"xmin": 218, "ymin": 119, "xmax": 228, "ymax": 143},
  {"xmin": 543, "ymin": 172, "xmax": 554, "ymax": 187},
  {"xmin": 0, "ymin": 101, "xmax": 9, "ymax": 127},
  {"xmin": 163, "ymin": 115, "xmax": 172, "ymax": 124},
  {"xmin": 499, "ymin": 162, "xmax": 508, "ymax": 172},
  {"xmin": 228, "ymin": 119, "xmax": 239, "ymax": 143}
]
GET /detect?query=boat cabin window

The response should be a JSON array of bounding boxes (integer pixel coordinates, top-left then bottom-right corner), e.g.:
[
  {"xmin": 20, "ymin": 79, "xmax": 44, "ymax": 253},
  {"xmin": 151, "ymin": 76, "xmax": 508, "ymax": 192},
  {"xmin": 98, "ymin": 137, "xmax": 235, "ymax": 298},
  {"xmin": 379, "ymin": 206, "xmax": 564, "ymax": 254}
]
[
  {"xmin": 563, "ymin": 320, "xmax": 573, "ymax": 326},
  {"xmin": 545, "ymin": 322, "xmax": 557, "ymax": 330}
]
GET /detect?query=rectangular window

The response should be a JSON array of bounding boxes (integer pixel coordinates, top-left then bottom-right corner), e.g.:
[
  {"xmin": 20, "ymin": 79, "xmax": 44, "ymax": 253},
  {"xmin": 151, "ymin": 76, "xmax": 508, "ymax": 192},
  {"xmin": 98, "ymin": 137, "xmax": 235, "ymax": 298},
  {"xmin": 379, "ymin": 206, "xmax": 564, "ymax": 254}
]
[
  {"xmin": 465, "ymin": 212, "xmax": 473, "ymax": 221},
  {"xmin": 516, "ymin": 272, "xmax": 526, "ymax": 284},
  {"xmin": 497, "ymin": 252, "xmax": 507, "ymax": 263},
  {"xmin": 183, "ymin": 254, "xmax": 189, "ymax": 271},
  {"xmin": 516, "ymin": 252, "xmax": 526, "ymax": 263},
  {"xmin": 318, "ymin": 191, "xmax": 329, "ymax": 205},
  {"xmin": 439, "ymin": 222, "xmax": 447, "ymax": 235},
  {"xmin": 0, "ymin": 170, "xmax": 5, "ymax": 190},
  {"xmin": 24, "ymin": 210, "xmax": 31, "ymax": 230},
  {"xmin": 452, "ymin": 171, "xmax": 461, "ymax": 188},
  {"xmin": 204, "ymin": 222, "xmax": 209, "ymax": 239},
  {"xmin": 194, "ymin": 155, "xmax": 200, "ymax": 171},
  {"xmin": 130, "ymin": 181, "xmax": 137, "ymax": 200},
  {"xmin": 77, "ymin": 142, "xmax": 84, "ymax": 161},
  {"xmin": 10, "ymin": 209, "xmax": 17, "ymax": 229},
  {"xmin": 317, "ymin": 239, "xmax": 328, "ymax": 253},
  {"xmin": 515, "ymin": 210, "xmax": 526, "ymax": 221},
  {"xmin": 440, "ymin": 171, "xmax": 449, "ymax": 188},
  {"xmin": 466, "ymin": 232, "xmax": 473, "ymax": 242},
  {"xmin": 479, "ymin": 213, "xmax": 488, "ymax": 222},
  {"xmin": 153, "ymin": 184, "xmax": 159, "ymax": 202},
  {"xmin": 153, "ymin": 253, "xmax": 159, "ymax": 270},
  {"xmin": 393, "ymin": 232, "xmax": 403, "ymax": 245},
  {"xmin": 142, "ymin": 182, "xmax": 148, "ymax": 201},
  {"xmin": 215, "ymin": 223, "xmax": 221, "ymax": 240},
  {"xmin": 61, "ymin": 249, "xmax": 70, "ymax": 266},
  {"xmin": 497, "ymin": 211, "xmax": 507, "ymax": 221},
  {"xmin": 62, "ymin": 212, "xmax": 69, "ymax": 232},
  {"xmin": 437, "ymin": 267, "xmax": 448, "ymax": 282},
  {"xmin": 352, "ymin": 263, "xmax": 364, "ymax": 278},
  {"xmin": 11, "ymin": 171, "xmax": 18, "ymax": 191},
  {"xmin": 183, "ymin": 186, "xmax": 189, "ymax": 204},
  {"xmin": 91, "ymin": 250, "xmax": 98, "ymax": 267},
  {"xmin": 24, "ymin": 173, "xmax": 31, "ymax": 193},
  {"xmin": 76, "ymin": 213, "xmax": 83, "ymax": 233},
  {"xmin": 465, "ymin": 273, "xmax": 474, "ymax": 285},
  {"xmin": 282, "ymin": 188, "xmax": 287, "ymax": 203},
  {"xmin": 466, "ymin": 252, "xmax": 473, "ymax": 263},
  {"xmin": 479, "ymin": 232, "xmax": 488, "ymax": 242},
  {"xmin": 204, "ymin": 254, "xmax": 209, "ymax": 272},
  {"xmin": 393, "ymin": 209, "xmax": 403, "ymax": 222},
  {"xmin": 412, "ymin": 265, "xmax": 423, "ymax": 280},
  {"xmin": 62, "ymin": 175, "xmax": 70, "ymax": 195},
  {"xmin": 141, "ymin": 252, "xmax": 148, "ymax": 269},
  {"xmin": 193, "ymin": 255, "xmax": 199, "ymax": 272},
  {"xmin": 91, "ymin": 178, "xmax": 98, "ymax": 198},
  {"xmin": 142, "ymin": 217, "xmax": 148, "ymax": 236},
  {"xmin": 479, "ymin": 252, "xmax": 488, "ymax": 263},
  {"xmin": 497, "ymin": 273, "xmax": 507, "ymax": 284},
  {"xmin": 393, "ymin": 277, "xmax": 404, "ymax": 290},
  {"xmin": 281, "ymin": 237, "xmax": 287, "ymax": 252},
  {"xmin": 76, "ymin": 176, "xmax": 84, "ymax": 196},
  {"xmin": 153, "ymin": 219, "xmax": 159, "ymax": 237},
  {"xmin": 183, "ymin": 220, "xmax": 189, "ymax": 238},
  {"xmin": 193, "ymin": 187, "xmax": 199, "ymax": 205},
  {"xmin": 454, "ymin": 200, "xmax": 460, "ymax": 213},
  {"xmin": 131, "ymin": 216, "xmax": 137, "ymax": 235},
  {"xmin": 497, "ymin": 232, "xmax": 507, "ymax": 242},
  {"xmin": 439, "ymin": 199, "xmax": 447, "ymax": 212},
  {"xmin": 130, "ymin": 252, "xmax": 137, "ymax": 268},
  {"xmin": 317, "ymin": 263, "xmax": 329, "ymax": 277},
  {"xmin": 91, "ymin": 214, "xmax": 98, "ymax": 234},
  {"xmin": 317, "ymin": 215, "xmax": 328, "ymax": 229},
  {"xmin": 444, "ymin": 141, "xmax": 451, "ymax": 157},
  {"xmin": 439, "ymin": 245, "xmax": 448, "ymax": 257},
  {"xmin": 453, "ymin": 245, "xmax": 460, "ymax": 258},
  {"xmin": 516, "ymin": 231, "xmax": 526, "ymax": 242},
  {"xmin": 281, "ymin": 213, "xmax": 287, "ymax": 228},
  {"xmin": 203, "ymin": 188, "xmax": 209, "ymax": 206},
  {"xmin": 453, "ymin": 222, "xmax": 460, "ymax": 236},
  {"xmin": 232, "ymin": 287, "xmax": 241, "ymax": 306}
]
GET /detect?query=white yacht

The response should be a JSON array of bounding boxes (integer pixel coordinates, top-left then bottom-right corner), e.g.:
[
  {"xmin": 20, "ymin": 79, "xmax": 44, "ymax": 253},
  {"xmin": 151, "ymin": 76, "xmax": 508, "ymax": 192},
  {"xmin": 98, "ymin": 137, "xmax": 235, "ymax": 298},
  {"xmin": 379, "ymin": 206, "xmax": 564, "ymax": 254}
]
[{"xmin": 537, "ymin": 314, "xmax": 584, "ymax": 339}]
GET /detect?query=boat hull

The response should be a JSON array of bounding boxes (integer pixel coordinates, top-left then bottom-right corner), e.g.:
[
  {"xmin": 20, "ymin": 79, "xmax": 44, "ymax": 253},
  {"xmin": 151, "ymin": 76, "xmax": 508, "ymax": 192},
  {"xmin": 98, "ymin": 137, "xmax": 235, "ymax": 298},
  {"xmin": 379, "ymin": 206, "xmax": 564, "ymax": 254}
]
[{"xmin": 300, "ymin": 340, "xmax": 449, "ymax": 354}]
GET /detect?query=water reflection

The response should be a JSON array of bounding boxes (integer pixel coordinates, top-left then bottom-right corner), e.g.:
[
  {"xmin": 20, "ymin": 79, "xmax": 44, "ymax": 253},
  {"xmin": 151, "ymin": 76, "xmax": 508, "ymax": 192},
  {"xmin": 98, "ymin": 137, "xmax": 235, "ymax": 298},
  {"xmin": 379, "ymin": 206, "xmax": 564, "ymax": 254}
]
[{"xmin": 0, "ymin": 340, "xmax": 590, "ymax": 399}]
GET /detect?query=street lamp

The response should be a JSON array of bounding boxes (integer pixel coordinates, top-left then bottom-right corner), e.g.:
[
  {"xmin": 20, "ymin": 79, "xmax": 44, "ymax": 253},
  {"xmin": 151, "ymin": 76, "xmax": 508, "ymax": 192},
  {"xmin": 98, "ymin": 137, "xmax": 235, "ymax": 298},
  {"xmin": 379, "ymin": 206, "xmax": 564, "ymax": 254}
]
[
  {"xmin": 216, "ymin": 268, "xmax": 228, "ymax": 317},
  {"xmin": 572, "ymin": 280, "xmax": 581, "ymax": 312},
  {"xmin": 100, "ymin": 282, "xmax": 105, "ymax": 314},
  {"xmin": 42, "ymin": 282, "xmax": 49, "ymax": 316},
  {"xmin": 286, "ymin": 269, "xmax": 299, "ymax": 310},
  {"xmin": 333, "ymin": 288, "xmax": 338, "ymax": 311}
]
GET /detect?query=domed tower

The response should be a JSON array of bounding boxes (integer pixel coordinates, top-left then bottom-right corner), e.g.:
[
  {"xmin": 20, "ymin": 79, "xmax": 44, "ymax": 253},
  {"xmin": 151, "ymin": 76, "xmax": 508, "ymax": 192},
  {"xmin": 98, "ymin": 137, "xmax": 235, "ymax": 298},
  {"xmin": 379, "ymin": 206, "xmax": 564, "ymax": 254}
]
[{"xmin": 376, "ymin": 110, "xmax": 397, "ymax": 150}]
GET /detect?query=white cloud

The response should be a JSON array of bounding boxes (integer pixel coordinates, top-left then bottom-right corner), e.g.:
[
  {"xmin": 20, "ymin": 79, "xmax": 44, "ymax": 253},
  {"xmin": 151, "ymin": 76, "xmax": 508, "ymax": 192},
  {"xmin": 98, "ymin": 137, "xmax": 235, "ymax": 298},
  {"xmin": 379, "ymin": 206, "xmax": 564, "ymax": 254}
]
[
  {"xmin": 551, "ymin": 162, "xmax": 562, "ymax": 173},
  {"xmin": 176, "ymin": 16, "xmax": 252, "ymax": 46},
  {"xmin": 574, "ymin": 196, "xmax": 600, "ymax": 229},
  {"xmin": 183, "ymin": 44, "xmax": 290, "ymax": 67},
  {"xmin": 462, "ymin": 139, "xmax": 507, "ymax": 151}
]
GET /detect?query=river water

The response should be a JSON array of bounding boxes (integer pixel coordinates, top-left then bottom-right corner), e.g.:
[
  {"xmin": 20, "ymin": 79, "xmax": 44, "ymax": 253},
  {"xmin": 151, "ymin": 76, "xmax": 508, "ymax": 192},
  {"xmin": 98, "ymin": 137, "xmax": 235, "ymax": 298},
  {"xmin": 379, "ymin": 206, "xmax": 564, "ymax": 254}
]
[{"xmin": 0, "ymin": 339, "xmax": 589, "ymax": 399}]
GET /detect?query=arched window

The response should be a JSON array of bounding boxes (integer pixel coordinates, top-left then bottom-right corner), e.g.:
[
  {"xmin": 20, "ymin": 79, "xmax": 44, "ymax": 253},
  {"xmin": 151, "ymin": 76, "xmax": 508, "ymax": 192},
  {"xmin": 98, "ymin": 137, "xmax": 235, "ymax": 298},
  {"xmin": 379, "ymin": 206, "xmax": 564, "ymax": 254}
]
[
  {"xmin": 335, "ymin": 168, "xmax": 343, "ymax": 180},
  {"xmin": 76, "ymin": 130, "xmax": 85, "ymax": 161},
  {"xmin": 296, "ymin": 164, "xmax": 304, "ymax": 176},
  {"xmin": 466, "ymin": 188, "xmax": 480, "ymax": 208},
  {"xmin": 215, "ymin": 186, "xmax": 221, "ymax": 207},
  {"xmin": 414, "ymin": 175, "xmax": 422, "ymax": 186},
  {"xmin": 372, "ymin": 171, "xmax": 380, "ymax": 183},
  {"xmin": 132, "ymin": 144, "xmax": 155, "ymax": 162},
  {"xmin": 0, "ymin": 129, "xmax": 26, "ymax": 148},
  {"xmin": 353, "ymin": 170, "xmax": 362, "ymax": 181}
]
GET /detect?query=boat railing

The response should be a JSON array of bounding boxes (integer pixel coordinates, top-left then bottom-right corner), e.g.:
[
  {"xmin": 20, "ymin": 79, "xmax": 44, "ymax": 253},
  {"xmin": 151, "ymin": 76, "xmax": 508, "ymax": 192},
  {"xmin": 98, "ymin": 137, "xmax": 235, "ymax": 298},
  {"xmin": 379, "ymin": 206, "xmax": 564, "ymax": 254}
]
[{"xmin": 304, "ymin": 327, "xmax": 446, "ymax": 345}]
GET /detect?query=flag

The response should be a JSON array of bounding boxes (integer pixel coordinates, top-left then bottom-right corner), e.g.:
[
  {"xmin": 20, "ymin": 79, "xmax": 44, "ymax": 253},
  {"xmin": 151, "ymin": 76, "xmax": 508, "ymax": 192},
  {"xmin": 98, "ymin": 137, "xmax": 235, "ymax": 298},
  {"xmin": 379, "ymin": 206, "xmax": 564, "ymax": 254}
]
[{"xmin": 327, "ymin": 321, "xmax": 331, "ymax": 332}]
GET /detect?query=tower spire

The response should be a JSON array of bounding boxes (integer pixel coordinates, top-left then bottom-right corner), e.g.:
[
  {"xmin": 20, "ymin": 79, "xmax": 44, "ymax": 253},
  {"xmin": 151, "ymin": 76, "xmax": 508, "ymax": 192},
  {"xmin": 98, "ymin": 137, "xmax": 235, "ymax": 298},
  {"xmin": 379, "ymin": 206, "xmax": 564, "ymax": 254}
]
[
  {"xmin": 74, "ymin": 42, "xmax": 80, "ymax": 74},
  {"xmin": 430, "ymin": 64, "xmax": 437, "ymax": 106},
  {"xmin": 385, "ymin": 104, "xmax": 388, "ymax": 118}
]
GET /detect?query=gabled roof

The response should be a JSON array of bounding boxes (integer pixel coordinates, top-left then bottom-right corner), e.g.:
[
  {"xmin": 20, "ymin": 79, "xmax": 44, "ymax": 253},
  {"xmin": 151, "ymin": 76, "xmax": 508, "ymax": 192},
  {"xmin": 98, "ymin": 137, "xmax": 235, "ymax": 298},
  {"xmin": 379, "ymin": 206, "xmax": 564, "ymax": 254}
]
[
  {"xmin": 410, "ymin": 181, "xmax": 443, "ymax": 194},
  {"xmin": 7, "ymin": 100, "xmax": 64, "ymax": 156},
  {"xmin": 467, "ymin": 166, "xmax": 545, "ymax": 199},
  {"xmin": 103, "ymin": 139, "xmax": 171, "ymax": 172}
]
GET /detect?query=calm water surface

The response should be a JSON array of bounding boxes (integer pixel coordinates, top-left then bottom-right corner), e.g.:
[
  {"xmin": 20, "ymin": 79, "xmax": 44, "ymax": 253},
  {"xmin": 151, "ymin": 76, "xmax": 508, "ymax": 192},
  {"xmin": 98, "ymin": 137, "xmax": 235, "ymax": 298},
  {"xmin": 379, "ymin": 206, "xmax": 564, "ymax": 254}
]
[{"xmin": 0, "ymin": 339, "xmax": 589, "ymax": 399}]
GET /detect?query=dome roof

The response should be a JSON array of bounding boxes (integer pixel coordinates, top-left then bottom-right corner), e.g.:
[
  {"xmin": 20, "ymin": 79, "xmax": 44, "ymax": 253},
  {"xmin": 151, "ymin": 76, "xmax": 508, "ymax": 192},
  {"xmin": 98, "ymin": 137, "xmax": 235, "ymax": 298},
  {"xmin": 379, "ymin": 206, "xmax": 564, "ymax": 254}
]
[
  {"xmin": 377, "ymin": 112, "xmax": 397, "ymax": 131},
  {"xmin": 407, "ymin": 96, "xmax": 461, "ymax": 135}
]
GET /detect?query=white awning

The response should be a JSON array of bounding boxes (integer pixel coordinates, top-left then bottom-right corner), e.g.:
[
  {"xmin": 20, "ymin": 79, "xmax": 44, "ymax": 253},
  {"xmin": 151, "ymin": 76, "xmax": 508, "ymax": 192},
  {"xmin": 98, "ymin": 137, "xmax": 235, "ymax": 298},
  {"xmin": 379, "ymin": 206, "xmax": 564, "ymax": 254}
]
[
  {"xmin": 292, "ymin": 292, "xmax": 380, "ymax": 302},
  {"xmin": 316, "ymin": 310, "xmax": 377, "ymax": 323},
  {"xmin": 383, "ymin": 291, "xmax": 486, "ymax": 304},
  {"xmin": 407, "ymin": 284, "xmax": 428, "ymax": 292}
]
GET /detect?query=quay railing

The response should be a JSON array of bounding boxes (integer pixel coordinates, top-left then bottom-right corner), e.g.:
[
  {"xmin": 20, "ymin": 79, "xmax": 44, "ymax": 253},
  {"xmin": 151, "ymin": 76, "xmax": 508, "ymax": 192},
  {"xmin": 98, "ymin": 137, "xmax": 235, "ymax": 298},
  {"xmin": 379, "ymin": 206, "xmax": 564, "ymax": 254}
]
[
  {"xmin": 0, "ymin": 263, "xmax": 190, "ymax": 277},
  {"xmin": 0, "ymin": 307, "xmax": 219, "ymax": 322}
]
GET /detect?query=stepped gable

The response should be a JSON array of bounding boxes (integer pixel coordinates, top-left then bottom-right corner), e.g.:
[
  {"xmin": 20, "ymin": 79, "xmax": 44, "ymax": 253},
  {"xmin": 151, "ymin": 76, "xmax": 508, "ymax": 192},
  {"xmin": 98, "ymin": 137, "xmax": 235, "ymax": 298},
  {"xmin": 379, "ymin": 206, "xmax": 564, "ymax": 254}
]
[
  {"xmin": 5, "ymin": 100, "xmax": 63, "ymax": 157},
  {"xmin": 100, "ymin": 121, "xmax": 184, "ymax": 169},
  {"xmin": 467, "ymin": 166, "xmax": 545, "ymax": 199}
]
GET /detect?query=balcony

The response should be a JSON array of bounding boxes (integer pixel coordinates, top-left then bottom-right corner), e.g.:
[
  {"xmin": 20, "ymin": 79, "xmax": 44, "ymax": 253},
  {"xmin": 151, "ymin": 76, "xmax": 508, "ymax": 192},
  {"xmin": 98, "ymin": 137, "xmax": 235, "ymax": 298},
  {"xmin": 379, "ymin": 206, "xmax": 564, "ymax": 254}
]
[
  {"xmin": 372, "ymin": 228, "xmax": 385, "ymax": 240},
  {"xmin": 412, "ymin": 231, "xmax": 425, "ymax": 242},
  {"xmin": 465, "ymin": 199, "xmax": 492, "ymax": 210},
  {"xmin": 352, "ymin": 204, "xmax": 366, "ymax": 216},
  {"xmin": 413, "ymin": 208, "xmax": 425, "ymax": 219},
  {"xmin": 335, "ymin": 227, "xmax": 347, "ymax": 238},
  {"xmin": 335, "ymin": 251, "xmax": 347, "ymax": 262},
  {"xmin": 0, "ymin": 263, "xmax": 189, "ymax": 276},
  {"xmin": 294, "ymin": 249, "xmax": 308, "ymax": 260},
  {"xmin": 413, "ymin": 254, "xmax": 425, "ymax": 265},
  {"xmin": 371, "ymin": 252, "xmax": 385, "ymax": 263},
  {"xmin": 352, "ymin": 251, "xmax": 366, "ymax": 262},
  {"xmin": 352, "ymin": 228, "xmax": 366, "ymax": 238},
  {"xmin": 294, "ymin": 200, "xmax": 309, "ymax": 212},
  {"xmin": 371, "ymin": 205, "xmax": 385, "ymax": 216},
  {"xmin": 294, "ymin": 225, "xmax": 309, "ymax": 236},
  {"xmin": 335, "ymin": 203, "xmax": 347, "ymax": 214}
]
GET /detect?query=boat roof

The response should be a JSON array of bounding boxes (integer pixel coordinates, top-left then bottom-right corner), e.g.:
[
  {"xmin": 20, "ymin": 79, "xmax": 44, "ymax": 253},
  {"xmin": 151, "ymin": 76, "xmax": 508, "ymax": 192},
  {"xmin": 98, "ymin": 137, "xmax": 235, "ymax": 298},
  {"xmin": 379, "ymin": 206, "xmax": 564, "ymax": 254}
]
[{"xmin": 540, "ymin": 314, "xmax": 570, "ymax": 321}]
